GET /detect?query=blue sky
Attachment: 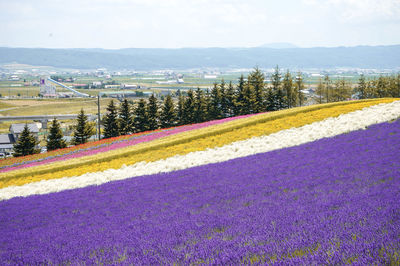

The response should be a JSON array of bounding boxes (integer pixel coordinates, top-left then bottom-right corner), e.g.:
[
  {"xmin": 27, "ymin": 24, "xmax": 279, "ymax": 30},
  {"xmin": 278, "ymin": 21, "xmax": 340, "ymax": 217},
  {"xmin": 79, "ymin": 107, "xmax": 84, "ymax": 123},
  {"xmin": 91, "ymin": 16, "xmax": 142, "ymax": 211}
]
[{"xmin": 0, "ymin": 0, "xmax": 399, "ymax": 49}]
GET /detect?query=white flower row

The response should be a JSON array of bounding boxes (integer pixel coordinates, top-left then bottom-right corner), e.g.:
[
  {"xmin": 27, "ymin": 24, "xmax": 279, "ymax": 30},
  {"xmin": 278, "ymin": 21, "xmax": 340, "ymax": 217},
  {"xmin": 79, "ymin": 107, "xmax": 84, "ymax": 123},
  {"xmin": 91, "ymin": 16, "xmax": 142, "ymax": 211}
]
[{"xmin": 1, "ymin": 101, "xmax": 399, "ymax": 201}]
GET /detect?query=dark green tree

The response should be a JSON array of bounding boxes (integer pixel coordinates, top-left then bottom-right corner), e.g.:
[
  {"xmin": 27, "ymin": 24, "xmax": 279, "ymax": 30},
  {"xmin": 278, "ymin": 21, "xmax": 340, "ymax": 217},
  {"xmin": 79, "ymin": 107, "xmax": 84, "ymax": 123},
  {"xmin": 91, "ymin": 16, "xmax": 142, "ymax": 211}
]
[
  {"xmin": 46, "ymin": 118, "xmax": 67, "ymax": 151},
  {"xmin": 282, "ymin": 70, "xmax": 294, "ymax": 108},
  {"xmin": 275, "ymin": 87, "xmax": 286, "ymax": 110},
  {"xmin": 271, "ymin": 65, "xmax": 282, "ymax": 92},
  {"xmin": 204, "ymin": 88, "xmax": 212, "ymax": 121},
  {"xmin": 225, "ymin": 81, "xmax": 236, "ymax": 117},
  {"xmin": 73, "ymin": 109, "xmax": 94, "ymax": 145},
  {"xmin": 266, "ymin": 89, "xmax": 277, "ymax": 111},
  {"xmin": 147, "ymin": 94, "xmax": 159, "ymax": 130},
  {"xmin": 315, "ymin": 78, "xmax": 324, "ymax": 104},
  {"xmin": 194, "ymin": 88, "xmax": 207, "ymax": 123},
  {"xmin": 295, "ymin": 72, "xmax": 305, "ymax": 106},
  {"xmin": 234, "ymin": 75, "xmax": 246, "ymax": 115},
  {"xmin": 209, "ymin": 82, "xmax": 223, "ymax": 120},
  {"xmin": 219, "ymin": 79, "xmax": 228, "ymax": 117},
  {"xmin": 176, "ymin": 95, "xmax": 185, "ymax": 125},
  {"xmin": 13, "ymin": 124, "xmax": 39, "ymax": 157},
  {"xmin": 134, "ymin": 99, "xmax": 149, "ymax": 132},
  {"xmin": 119, "ymin": 99, "xmax": 134, "ymax": 135},
  {"xmin": 242, "ymin": 81, "xmax": 255, "ymax": 114},
  {"xmin": 248, "ymin": 67, "xmax": 265, "ymax": 113},
  {"xmin": 324, "ymin": 74, "xmax": 331, "ymax": 103},
  {"xmin": 160, "ymin": 94, "xmax": 176, "ymax": 128},
  {"xmin": 183, "ymin": 89, "xmax": 196, "ymax": 124},
  {"xmin": 103, "ymin": 100, "xmax": 120, "ymax": 139},
  {"xmin": 355, "ymin": 74, "xmax": 367, "ymax": 99}
]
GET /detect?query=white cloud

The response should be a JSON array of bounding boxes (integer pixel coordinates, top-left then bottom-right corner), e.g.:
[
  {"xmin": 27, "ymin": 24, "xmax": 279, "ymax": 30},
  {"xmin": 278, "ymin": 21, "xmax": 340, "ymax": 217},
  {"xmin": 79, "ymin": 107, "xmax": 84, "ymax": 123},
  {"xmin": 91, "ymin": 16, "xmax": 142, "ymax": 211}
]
[{"xmin": 304, "ymin": 0, "xmax": 400, "ymax": 22}]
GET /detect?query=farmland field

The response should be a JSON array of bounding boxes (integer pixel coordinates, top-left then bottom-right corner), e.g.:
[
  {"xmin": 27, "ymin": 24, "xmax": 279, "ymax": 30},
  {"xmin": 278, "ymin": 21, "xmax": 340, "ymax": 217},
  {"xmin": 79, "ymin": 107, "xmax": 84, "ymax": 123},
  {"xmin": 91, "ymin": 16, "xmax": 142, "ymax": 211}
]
[{"xmin": 0, "ymin": 99, "xmax": 399, "ymax": 264}]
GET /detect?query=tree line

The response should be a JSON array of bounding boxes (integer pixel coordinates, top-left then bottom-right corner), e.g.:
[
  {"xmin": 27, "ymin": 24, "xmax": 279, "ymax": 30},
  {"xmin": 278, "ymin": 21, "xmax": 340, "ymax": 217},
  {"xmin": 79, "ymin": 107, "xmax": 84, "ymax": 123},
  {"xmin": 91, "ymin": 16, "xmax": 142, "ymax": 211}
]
[
  {"xmin": 315, "ymin": 73, "xmax": 400, "ymax": 104},
  {"xmin": 12, "ymin": 68, "xmax": 400, "ymax": 157}
]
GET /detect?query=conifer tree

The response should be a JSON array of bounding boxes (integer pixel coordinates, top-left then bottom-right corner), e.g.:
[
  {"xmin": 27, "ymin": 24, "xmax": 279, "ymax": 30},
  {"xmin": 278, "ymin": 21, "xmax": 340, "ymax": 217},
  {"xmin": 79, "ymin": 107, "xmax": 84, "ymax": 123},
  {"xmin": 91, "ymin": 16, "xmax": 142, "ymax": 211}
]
[
  {"xmin": 46, "ymin": 118, "xmax": 66, "ymax": 151},
  {"xmin": 182, "ymin": 90, "xmax": 195, "ymax": 124},
  {"xmin": 194, "ymin": 88, "xmax": 207, "ymax": 123},
  {"xmin": 275, "ymin": 87, "xmax": 286, "ymax": 110},
  {"xmin": 13, "ymin": 124, "xmax": 39, "ymax": 157},
  {"xmin": 160, "ymin": 94, "xmax": 176, "ymax": 128},
  {"xmin": 282, "ymin": 70, "xmax": 295, "ymax": 108},
  {"xmin": 315, "ymin": 78, "xmax": 324, "ymax": 104},
  {"xmin": 103, "ymin": 100, "xmax": 120, "ymax": 139},
  {"xmin": 248, "ymin": 67, "xmax": 265, "ymax": 113},
  {"xmin": 295, "ymin": 72, "xmax": 305, "ymax": 106},
  {"xmin": 73, "ymin": 109, "xmax": 94, "ymax": 145},
  {"xmin": 266, "ymin": 88, "xmax": 277, "ymax": 111},
  {"xmin": 219, "ymin": 79, "xmax": 228, "ymax": 118},
  {"xmin": 134, "ymin": 99, "xmax": 149, "ymax": 132},
  {"xmin": 324, "ymin": 74, "xmax": 331, "ymax": 103},
  {"xmin": 271, "ymin": 65, "xmax": 282, "ymax": 92},
  {"xmin": 209, "ymin": 82, "xmax": 223, "ymax": 120},
  {"xmin": 147, "ymin": 94, "xmax": 159, "ymax": 130},
  {"xmin": 376, "ymin": 76, "xmax": 387, "ymax": 98},
  {"xmin": 234, "ymin": 75, "xmax": 246, "ymax": 115},
  {"xmin": 119, "ymin": 99, "xmax": 134, "ymax": 135},
  {"xmin": 225, "ymin": 81, "xmax": 235, "ymax": 117},
  {"xmin": 242, "ymin": 81, "xmax": 255, "ymax": 114},
  {"xmin": 355, "ymin": 74, "xmax": 367, "ymax": 99},
  {"xmin": 204, "ymin": 88, "xmax": 212, "ymax": 121},
  {"xmin": 176, "ymin": 95, "xmax": 185, "ymax": 125}
]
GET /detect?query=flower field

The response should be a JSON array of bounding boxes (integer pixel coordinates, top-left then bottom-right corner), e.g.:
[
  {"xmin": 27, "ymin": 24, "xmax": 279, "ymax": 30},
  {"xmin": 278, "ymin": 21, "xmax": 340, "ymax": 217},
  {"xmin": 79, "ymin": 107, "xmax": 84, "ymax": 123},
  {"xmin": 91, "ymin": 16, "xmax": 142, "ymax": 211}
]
[{"xmin": 0, "ymin": 98, "xmax": 399, "ymax": 264}]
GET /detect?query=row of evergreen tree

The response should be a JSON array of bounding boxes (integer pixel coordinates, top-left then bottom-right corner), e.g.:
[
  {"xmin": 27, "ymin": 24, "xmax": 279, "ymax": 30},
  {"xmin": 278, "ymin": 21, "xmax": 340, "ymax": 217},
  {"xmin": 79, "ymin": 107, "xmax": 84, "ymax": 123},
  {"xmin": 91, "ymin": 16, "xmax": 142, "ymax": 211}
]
[
  {"xmin": 13, "ymin": 111, "xmax": 95, "ymax": 157},
  {"xmin": 12, "ymin": 68, "xmax": 400, "ymax": 157},
  {"xmin": 101, "ymin": 67, "xmax": 307, "ymax": 138}
]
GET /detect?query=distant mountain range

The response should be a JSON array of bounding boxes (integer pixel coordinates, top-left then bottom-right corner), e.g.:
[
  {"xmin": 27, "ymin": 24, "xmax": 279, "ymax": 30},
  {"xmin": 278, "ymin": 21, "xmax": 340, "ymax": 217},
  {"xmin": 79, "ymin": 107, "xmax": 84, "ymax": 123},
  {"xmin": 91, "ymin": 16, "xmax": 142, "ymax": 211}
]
[{"xmin": 1, "ymin": 45, "xmax": 399, "ymax": 70}]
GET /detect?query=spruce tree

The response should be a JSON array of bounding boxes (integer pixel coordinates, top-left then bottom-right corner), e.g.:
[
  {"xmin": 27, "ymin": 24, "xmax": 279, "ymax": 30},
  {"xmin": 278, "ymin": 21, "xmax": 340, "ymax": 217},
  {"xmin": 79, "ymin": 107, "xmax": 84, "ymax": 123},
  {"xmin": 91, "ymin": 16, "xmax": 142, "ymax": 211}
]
[
  {"xmin": 225, "ymin": 81, "xmax": 235, "ymax": 117},
  {"xmin": 183, "ymin": 89, "xmax": 195, "ymax": 124},
  {"xmin": 209, "ymin": 82, "xmax": 223, "ymax": 120},
  {"xmin": 275, "ymin": 88, "xmax": 286, "ymax": 110},
  {"xmin": 46, "ymin": 118, "xmax": 67, "ymax": 151},
  {"xmin": 219, "ymin": 79, "xmax": 228, "ymax": 118},
  {"xmin": 204, "ymin": 88, "xmax": 212, "ymax": 121},
  {"xmin": 103, "ymin": 100, "xmax": 120, "ymax": 139},
  {"xmin": 73, "ymin": 109, "xmax": 94, "ymax": 145},
  {"xmin": 324, "ymin": 74, "xmax": 331, "ymax": 103},
  {"xmin": 119, "ymin": 99, "xmax": 134, "ymax": 135},
  {"xmin": 271, "ymin": 65, "xmax": 282, "ymax": 92},
  {"xmin": 248, "ymin": 67, "xmax": 265, "ymax": 113},
  {"xmin": 282, "ymin": 70, "xmax": 295, "ymax": 108},
  {"xmin": 13, "ymin": 124, "xmax": 39, "ymax": 157},
  {"xmin": 266, "ymin": 89, "xmax": 277, "ymax": 111},
  {"xmin": 194, "ymin": 88, "xmax": 207, "ymax": 123},
  {"xmin": 242, "ymin": 80, "xmax": 255, "ymax": 114},
  {"xmin": 315, "ymin": 78, "xmax": 324, "ymax": 104},
  {"xmin": 356, "ymin": 74, "xmax": 366, "ymax": 99},
  {"xmin": 176, "ymin": 95, "xmax": 185, "ymax": 125},
  {"xmin": 160, "ymin": 95, "xmax": 176, "ymax": 128},
  {"xmin": 295, "ymin": 72, "xmax": 305, "ymax": 106},
  {"xmin": 147, "ymin": 94, "xmax": 159, "ymax": 130},
  {"xmin": 234, "ymin": 75, "xmax": 246, "ymax": 115},
  {"xmin": 134, "ymin": 99, "xmax": 149, "ymax": 132}
]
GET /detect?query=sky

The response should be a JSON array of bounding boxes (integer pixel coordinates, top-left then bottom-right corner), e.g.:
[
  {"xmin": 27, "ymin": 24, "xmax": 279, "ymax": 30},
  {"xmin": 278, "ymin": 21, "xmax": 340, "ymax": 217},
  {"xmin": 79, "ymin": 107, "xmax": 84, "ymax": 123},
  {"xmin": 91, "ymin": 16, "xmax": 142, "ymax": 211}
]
[{"xmin": 0, "ymin": 0, "xmax": 399, "ymax": 49}]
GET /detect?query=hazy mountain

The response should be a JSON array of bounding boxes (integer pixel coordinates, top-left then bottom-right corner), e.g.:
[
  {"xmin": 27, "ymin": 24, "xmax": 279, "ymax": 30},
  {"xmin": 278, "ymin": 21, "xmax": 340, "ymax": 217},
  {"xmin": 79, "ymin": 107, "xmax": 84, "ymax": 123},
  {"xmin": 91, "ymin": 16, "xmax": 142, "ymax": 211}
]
[
  {"xmin": 0, "ymin": 45, "xmax": 399, "ymax": 70},
  {"xmin": 259, "ymin": 43, "xmax": 298, "ymax": 49}
]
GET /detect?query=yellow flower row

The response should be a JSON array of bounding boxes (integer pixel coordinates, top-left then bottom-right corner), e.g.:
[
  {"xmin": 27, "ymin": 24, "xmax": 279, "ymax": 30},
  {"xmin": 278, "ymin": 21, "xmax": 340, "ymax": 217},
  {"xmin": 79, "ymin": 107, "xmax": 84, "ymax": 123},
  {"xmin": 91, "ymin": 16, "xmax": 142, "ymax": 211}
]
[{"xmin": 0, "ymin": 98, "xmax": 396, "ymax": 189}]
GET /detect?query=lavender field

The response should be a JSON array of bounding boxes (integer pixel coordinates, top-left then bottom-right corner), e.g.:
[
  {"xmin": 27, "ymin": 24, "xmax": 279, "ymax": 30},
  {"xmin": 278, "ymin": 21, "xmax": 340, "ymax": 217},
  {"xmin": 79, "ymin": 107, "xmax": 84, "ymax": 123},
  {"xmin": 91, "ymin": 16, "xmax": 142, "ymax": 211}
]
[{"xmin": 1, "ymin": 120, "xmax": 399, "ymax": 264}]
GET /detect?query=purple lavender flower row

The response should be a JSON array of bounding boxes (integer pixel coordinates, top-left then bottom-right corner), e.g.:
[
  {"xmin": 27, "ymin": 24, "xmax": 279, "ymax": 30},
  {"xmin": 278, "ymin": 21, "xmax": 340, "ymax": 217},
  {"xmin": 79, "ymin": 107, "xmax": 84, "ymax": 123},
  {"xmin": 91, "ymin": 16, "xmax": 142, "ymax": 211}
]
[
  {"xmin": 0, "ymin": 120, "xmax": 399, "ymax": 264},
  {"xmin": 0, "ymin": 114, "xmax": 255, "ymax": 173}
]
